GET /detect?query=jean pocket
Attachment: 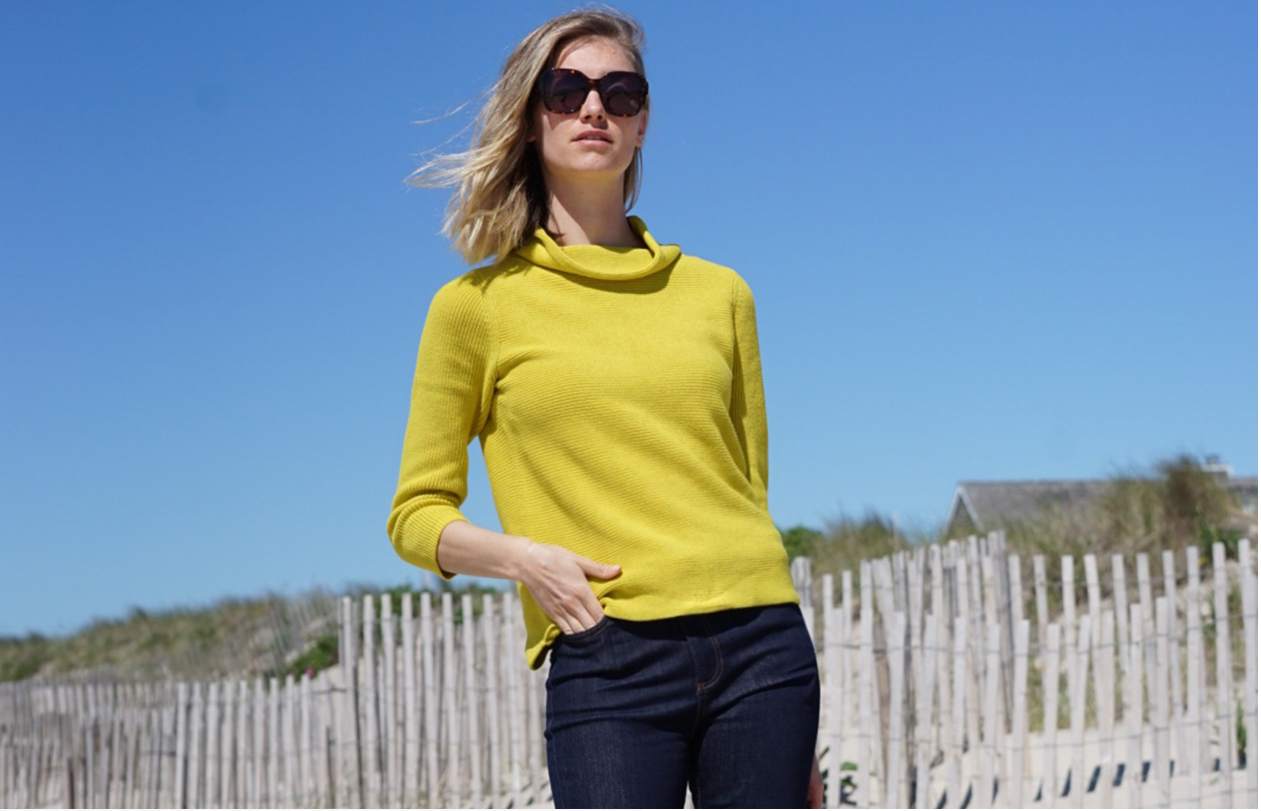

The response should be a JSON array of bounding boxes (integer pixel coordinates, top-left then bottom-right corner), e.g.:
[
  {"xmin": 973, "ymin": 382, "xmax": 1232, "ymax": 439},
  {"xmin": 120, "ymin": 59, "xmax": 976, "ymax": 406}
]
[{"xmin": 559, "ymin": 615, "xmax": 612, "ymax": 645}]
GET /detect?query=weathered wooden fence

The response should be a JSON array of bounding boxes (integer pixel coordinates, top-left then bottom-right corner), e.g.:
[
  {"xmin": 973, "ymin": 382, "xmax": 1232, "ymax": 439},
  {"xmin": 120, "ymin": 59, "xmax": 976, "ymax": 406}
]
[
  {"xmin": 1, "ymin": 536, "xmax": 1256, "ymax": 808},
  {"xmin": 0, "ymin": 590, "xmax": 547, "ymax": 809},
  {"xmin": 809, "ymin": 537, "xmax": 1257, "ymax": 809}
]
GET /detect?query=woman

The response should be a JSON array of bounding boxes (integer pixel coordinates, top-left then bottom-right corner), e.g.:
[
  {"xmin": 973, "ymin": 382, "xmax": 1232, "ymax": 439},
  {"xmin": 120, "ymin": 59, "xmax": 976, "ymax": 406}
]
[{"xmin": 389, "ymin": 9, "xmax": 821, "ymax": 808}]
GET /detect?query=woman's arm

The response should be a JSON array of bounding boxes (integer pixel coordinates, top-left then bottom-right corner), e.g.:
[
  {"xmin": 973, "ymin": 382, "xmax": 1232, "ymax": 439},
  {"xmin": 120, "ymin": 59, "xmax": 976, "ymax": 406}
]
[
  {"xmin": 388, "ymin": 278, "xmax": 498, "ymax": 574},
  {"xmin": 730, "ymin": 274, "xmax": 771, "ymax": 508},
  {"xmin": 390, "ymin": 278, "xmax": 618, "ymax": 632},
  {"xmin": 436, "ymin": 520, "xmax": 620, "ymax": 634}
]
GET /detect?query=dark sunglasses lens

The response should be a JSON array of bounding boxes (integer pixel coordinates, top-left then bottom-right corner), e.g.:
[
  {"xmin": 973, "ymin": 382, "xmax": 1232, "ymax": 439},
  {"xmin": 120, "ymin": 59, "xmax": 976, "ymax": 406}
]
[
  {"xmin": 599, "ymin": 73, "xmax": 646, "ymax": 116},
  {"xmin": 541, "ymin": 71, "xmax": 589, "ymax": 114}
]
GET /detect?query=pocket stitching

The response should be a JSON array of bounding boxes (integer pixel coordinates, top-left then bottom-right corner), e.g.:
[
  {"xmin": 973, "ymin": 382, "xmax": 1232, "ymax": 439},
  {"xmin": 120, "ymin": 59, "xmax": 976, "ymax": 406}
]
[{"xmin": 559, "ymin": 615, "xmax": 611, "ymax": 644}]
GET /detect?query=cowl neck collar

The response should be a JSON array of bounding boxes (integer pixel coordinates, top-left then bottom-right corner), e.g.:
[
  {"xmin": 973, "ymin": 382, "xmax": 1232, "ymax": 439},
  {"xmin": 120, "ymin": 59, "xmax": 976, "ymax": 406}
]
[{"xmin": 513, "ymin": 216, "xmax": 681, "ymax": 281}]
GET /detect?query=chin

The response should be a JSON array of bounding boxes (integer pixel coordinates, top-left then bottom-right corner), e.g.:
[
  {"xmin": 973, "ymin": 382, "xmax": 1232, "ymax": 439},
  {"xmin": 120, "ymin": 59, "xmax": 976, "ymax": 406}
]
[{"xmin": 560, "ymin": 159, "xmax": 631, "ymax": 178}]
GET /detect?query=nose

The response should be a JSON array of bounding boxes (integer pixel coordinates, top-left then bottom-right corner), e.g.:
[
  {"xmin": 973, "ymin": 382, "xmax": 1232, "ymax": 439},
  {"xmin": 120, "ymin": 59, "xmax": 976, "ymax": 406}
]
[{"xmin": 579, "ymin": 88, "xmax": 606, "ymax": 121}]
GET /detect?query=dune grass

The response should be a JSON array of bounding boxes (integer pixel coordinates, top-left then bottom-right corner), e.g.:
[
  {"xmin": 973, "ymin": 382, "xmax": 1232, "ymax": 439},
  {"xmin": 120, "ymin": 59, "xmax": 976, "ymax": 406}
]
[
  {"xmin": 4, "ymin": 457, "xmax": 1251, "ymax": 684},
  {"xmin": 0, "ymin": 592, "xmax": 341, "ymax": 683}
]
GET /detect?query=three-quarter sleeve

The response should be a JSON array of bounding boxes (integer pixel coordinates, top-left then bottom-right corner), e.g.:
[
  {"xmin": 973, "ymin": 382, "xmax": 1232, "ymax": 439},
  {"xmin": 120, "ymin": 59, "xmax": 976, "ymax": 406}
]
[
  {"xmin": 387, "ymin": 276, "xmax": 498, "ymax": 577},
  {"xmin": 730, "ymin": 274, "xmax": 770, "ymax": 511}
]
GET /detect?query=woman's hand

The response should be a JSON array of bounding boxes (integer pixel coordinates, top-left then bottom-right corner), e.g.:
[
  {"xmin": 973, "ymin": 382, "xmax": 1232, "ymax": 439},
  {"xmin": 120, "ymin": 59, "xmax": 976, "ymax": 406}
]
[
  {"xmin": 807, "ymin": 754, "xmax": 823, "ymax": 809},
  {"xmin": 432, "ymin": 521, "xmax": 619, "ymax": 633},
  {"xmin": 517, "ymin": 540, "xmax": 620, "ymax": 634}
]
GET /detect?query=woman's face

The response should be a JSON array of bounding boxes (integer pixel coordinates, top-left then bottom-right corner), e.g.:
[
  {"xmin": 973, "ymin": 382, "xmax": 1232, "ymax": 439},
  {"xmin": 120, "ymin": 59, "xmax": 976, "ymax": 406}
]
[{"xmin": 529, "ymin": 37, "xmax": 647, "ymax": 192}]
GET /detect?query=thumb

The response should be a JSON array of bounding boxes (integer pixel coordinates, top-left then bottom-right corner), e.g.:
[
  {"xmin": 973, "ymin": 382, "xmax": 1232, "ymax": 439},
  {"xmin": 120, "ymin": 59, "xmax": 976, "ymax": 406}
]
[{"xmin": 577, "ymin": 556, "xmax": 621, "ymax": 580}]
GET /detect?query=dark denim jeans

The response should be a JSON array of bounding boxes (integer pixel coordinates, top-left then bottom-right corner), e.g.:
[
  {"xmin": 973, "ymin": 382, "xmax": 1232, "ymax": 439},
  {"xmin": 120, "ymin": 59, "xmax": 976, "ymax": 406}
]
[{"xmin": 544, "ymin": 603, "xmax": 820, "ymax": 809}]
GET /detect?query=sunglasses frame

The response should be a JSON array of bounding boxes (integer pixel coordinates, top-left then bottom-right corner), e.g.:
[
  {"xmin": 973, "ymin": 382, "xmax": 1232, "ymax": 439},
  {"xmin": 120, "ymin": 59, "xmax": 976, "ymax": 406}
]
[{"xmin": 535, "ymin": 67, "xmax": 649, "ymax": 117}]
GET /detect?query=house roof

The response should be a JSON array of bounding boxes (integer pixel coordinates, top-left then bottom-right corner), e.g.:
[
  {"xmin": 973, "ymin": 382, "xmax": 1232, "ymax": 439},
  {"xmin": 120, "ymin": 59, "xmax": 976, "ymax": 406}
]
[
  {"xmin": 947, "ymin": 480, "xmax": 1110, "ymax": 534},
  {"xmin": 947, "ymin": 475, "xmax": 1260, "ymax": 534},
  {"xmin": 1226, "ymin": 477, "xmax": 1259, "ymax": 497}
]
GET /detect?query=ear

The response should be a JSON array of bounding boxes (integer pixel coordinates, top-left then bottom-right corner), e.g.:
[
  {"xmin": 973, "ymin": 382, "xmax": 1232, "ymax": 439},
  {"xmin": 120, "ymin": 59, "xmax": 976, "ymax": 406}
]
[
  {"xmin": 524, "ymin": 97, "xmax": 539, "ymax": 143},
  {"xmin": 635, "ymin": 109, "xmax": 648, "ymax": 147}
]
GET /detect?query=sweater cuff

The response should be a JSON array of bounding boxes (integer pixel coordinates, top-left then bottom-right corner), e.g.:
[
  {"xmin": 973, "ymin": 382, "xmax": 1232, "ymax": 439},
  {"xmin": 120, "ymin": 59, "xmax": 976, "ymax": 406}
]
[{"xmin": 389, "ymin": 506, "xmax": 465, "ymax": 580}]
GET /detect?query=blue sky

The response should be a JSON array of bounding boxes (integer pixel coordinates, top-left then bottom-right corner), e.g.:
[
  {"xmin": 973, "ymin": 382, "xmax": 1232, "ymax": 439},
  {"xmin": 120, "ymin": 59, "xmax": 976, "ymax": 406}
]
[{"xmin": 2, "ymin": 1, "xmax": 1255, "ymax": 637}]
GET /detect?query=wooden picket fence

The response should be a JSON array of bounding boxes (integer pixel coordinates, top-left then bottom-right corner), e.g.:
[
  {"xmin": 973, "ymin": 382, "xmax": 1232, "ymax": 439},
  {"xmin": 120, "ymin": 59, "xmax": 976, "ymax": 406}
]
[
  {"xmin": 1, "ymin": 535, "xmax": 1256, "ymax": 808},
  {"xmin": 807, "ymin": 537, "xmax": 1257, "ymax": 809},
  {"xmin": 0, "ymin": 590, "xmax": 548, "ymax": 809}
]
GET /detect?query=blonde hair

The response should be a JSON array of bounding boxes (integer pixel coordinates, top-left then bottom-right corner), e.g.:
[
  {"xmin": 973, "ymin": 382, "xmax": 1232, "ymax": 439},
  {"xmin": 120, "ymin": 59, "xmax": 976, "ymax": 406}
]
[{"xmin": 408, "ymin": 8, "xmax": 648, "ymax": 266}]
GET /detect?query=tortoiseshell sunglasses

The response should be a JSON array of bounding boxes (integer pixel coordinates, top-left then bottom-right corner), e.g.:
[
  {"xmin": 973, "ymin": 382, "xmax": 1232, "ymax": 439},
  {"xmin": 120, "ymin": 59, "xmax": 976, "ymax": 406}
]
[{"xmin": 536, "ymin": 67, "xmax": 648, "ymax": 117}]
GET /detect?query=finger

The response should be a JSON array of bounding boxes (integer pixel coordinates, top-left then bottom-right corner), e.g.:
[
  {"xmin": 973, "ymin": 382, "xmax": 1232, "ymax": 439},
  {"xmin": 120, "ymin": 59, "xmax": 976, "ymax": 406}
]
[
  {"xmin": 560, "ymin": 600, "xmax": 600, "ymax": 634},
  {"xmin": 575, "ymin": 556, "xmax": 621, "ymax": 580},
  {"xmin": 552, "ymin": 582, "xmax": 604, "ymax": 633},
  {"xmin": 540, "ymin": 577, "xmax": 596, "ymax": 631},
  {"xmin": 577, "ymin": 588, "xmax": 605, "ymax": 626}
]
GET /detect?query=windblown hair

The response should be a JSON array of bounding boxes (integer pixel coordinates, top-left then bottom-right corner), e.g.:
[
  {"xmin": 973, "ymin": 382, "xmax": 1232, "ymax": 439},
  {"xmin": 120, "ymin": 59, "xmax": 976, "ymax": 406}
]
[{"xmin": 408, "ymin": 8, "xmax": 648, "ymax": 266}]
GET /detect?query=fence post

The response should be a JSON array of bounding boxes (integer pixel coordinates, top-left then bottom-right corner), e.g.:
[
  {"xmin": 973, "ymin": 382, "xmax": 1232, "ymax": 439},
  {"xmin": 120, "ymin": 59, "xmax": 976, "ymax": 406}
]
[
  {"xmin": 378, "ymin": 594, "xmax": 396, "ymax": 810},
  {"xmin": 1068, "ymin": 614, "xmax": 1090, "ymax": 809},
  {"xmin": 1161, "ymin": 549, "xmax": 1185, "ymax": 778},
  {"xmin": 1137, "ymin": 554, "xmax": 1158, "ymax": 746},
  {"xmin": 885, "ymin": 611, "xmax": 906, "ymax": 809},
  {"xmin": 462, "ymin": 593, "xmax": 482, "ymax": 809},
  {"xmin": 949, "ymin": 615, "xmax": 966, "ymax": 809},
  {"xmin": 914, "ymin": 617, "xmax": 937, "ymax": 810},
  {"xmin": 481, "ymin": 593, "xmax": 502, "ymax": 806},
  {"xmin": 1042, "ymin": 622, "xmax": 1061, "ymax": 809},
  {"xmin": 400, "ymin": 593, "xmax": 418, "ymax": 806},
  {"xmin": 1125, "ymin": 604, "xmax": 1143, "ymax": 808},
  {"xmin": 792, "ymin": 556, "xmax": 815, "ymax": 647},
  {"xmin": 1185, "ymin": 546, "xmax": 1205, "ymax": 807},
  {"xmin": 420, "ymin": 592, "xmax": 438, "ymax": 806},
  {"xmin": 1111, "ymin": 555, "xmax": 1130, "ymax": 715},
  {"xmin": 187, "ymin": 682, "xmax": 203, "ymax": 809},
  {"xmin": 1009, "ymin": 619, "xmax": 1030, "ymax": 808},
  {"xmin": 1084, "ymin": 553, "xmax": 1109, "ymax": 794},
  {"xmin": 857, "ymin": 561, "xmax": 874, "ymax": 809},
  {"xmin": 821, "ymin": 572, "xmax": 844, "ymax": 809},
  {"xmin": 251, "ymin": 676, "xmax": 266, "ymax": 807},
  {"xmin": 441, "ymin": 591, "xmax": 458, "ymax": 810},
  {"xmin": 1097, "ymin": 611, "xmax": 1115, "ymax": 808},
  {"xmin": 1212, "ymin": 542, "xmax": 1236, "ymax": 808},
  {"xmin": 338, "ymin": 594, "xmax": 364, "ymax": 808},
  {"xmin": 298, "ymin": 673, "xmax": 313, "ymax": 807},
  {"xmin": 220, "ymin": 679, "xmax": 235, "ymax": 807},
  {"xmin": 502, "ymin": 590, "xmax": 524, "ymax": 808},
  {"xmin": 931, "ymin": 550, "xmax": 951, "ymax": 789},
  {"xmin": 1239, "ymin": 539, "xmax": 1257, "ymax": 810},
  {"xmin": 362, "ymin": 594, "xmax": 380, "ymax": 809},
  {"xmin": 1153, "ymin": 597, "xmax": 1170, "ymax": 807},
  {"xmin": 172, "ymin": 683, "xmax": 187, "ymax": 809}
]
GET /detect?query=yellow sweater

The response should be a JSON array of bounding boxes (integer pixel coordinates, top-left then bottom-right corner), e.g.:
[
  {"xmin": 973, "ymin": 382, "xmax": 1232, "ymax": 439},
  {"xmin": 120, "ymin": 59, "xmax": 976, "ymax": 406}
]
[{"xmin": 388, "ymin": 218, "xmax": 798, "ymax": 668}]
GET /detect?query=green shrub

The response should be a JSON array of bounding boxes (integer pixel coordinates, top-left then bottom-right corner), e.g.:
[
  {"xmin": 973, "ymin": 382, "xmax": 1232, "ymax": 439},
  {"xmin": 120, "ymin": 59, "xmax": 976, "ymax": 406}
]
[
  {"xmin": 0, "ymin": 634, "xmax": 51, "ymax": 682},
  {"xmin": 281, "ymin": 633, "xmax": 339, "ymax": 679},
  {"xmin": 780, "ymin": 525, "xmax": 824, "ymax": 559},
  {"xmin": 810, "ymin": 512, "xmax": 917, "ymax": 578}
]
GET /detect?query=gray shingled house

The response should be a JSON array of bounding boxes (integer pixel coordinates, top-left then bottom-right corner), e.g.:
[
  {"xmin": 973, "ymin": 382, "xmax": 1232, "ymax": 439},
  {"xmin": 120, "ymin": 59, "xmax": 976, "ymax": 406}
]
[
  {"xmin": 945, "ymin": 463, "xmax": 1258, "ymax": 540},
  {"xmin": 945, "ymin": 480, "xmax": 1109, "ymax": 539}
]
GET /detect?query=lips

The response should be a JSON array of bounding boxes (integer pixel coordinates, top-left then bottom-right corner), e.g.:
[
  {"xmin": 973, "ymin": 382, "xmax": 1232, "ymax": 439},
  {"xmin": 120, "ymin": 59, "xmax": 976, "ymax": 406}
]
[{"xmin": 574, "ymin": 130, "xmax": 612, "ymax": 143}]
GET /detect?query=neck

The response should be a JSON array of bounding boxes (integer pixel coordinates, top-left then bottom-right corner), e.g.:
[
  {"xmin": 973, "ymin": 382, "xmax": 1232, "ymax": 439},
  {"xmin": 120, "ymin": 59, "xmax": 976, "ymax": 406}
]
[{"xmin": 543, "ymin": 174, "xmax": 638, "ymax": 247}]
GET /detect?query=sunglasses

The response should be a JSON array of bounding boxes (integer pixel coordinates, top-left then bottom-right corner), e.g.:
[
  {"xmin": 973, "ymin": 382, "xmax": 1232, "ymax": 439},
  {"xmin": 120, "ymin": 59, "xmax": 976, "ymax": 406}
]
[{"xmin": 536, "ymin": 67, "xmax": 649, "ymax": 117}]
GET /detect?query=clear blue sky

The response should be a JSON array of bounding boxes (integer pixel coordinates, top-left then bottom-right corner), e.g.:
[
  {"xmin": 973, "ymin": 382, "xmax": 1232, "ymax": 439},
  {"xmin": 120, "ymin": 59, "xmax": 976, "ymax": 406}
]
[{"xmin": 2, "ymin": 1, "xmax": 1255, "ymax": 638}]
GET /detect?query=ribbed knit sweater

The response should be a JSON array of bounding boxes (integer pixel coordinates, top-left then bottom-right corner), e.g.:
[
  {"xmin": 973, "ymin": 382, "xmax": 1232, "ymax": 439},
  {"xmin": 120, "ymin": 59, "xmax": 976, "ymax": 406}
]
[{"xmin": 388, "ymin": 217, "xmax": 798, "ymax": 668}]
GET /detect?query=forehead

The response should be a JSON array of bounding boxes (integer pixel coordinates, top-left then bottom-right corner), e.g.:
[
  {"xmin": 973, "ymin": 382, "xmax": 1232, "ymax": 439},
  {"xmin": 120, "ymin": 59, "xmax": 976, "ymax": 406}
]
[{"xmin": 552, "ymin": 37, "xmax": 637, "ymax": 75}]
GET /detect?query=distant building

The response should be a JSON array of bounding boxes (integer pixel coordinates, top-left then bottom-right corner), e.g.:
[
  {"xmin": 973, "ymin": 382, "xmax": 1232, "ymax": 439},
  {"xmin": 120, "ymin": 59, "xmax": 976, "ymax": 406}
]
[
  {"xmin": 945, "ymin": 460, "xmax": 1258, "ymax": 540},
  {"xmin": 1224, "ymin": 476, "xmax": 1259, "ymax": 515},
  {"xmin": 945, "ymin": 480, "xmax": 1109, "ymax": 539}
]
